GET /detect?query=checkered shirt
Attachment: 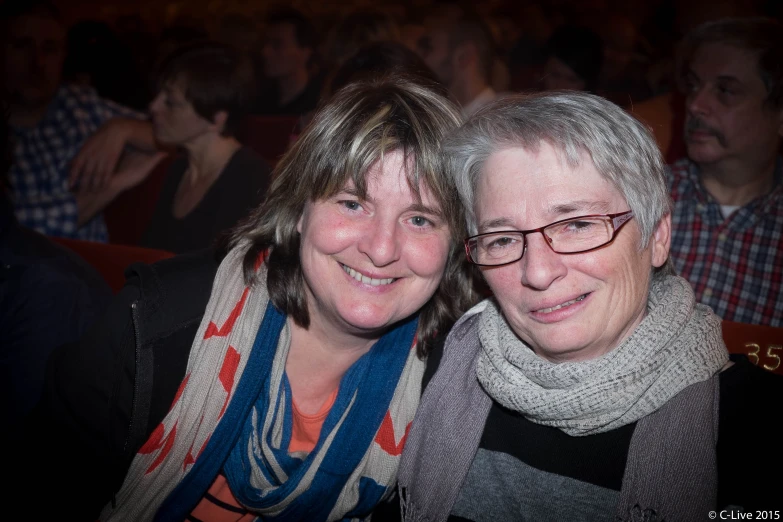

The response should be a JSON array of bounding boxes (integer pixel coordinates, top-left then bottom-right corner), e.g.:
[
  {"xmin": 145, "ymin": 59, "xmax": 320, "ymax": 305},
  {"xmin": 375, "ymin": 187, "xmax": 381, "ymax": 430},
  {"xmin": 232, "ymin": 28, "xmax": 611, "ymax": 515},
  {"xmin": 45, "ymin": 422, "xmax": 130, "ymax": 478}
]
[
  {"xmin": 9, "ymin": 84, "xmax": 144, "ymax": 241},
  {"xmin": 667, "ymin": 158, "xmax": 783, "ymax": 326}
]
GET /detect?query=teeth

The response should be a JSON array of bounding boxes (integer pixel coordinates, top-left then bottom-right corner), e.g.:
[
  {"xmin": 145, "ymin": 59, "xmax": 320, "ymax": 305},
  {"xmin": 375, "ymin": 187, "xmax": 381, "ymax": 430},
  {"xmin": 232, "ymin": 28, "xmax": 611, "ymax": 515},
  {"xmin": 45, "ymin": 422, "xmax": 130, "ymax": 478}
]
[
  {"xmin": 341, "ymin": 264, "xmax": 395, "ymax": 286},
  {"xmin": 538, "ymin": 294, "xmax": 587, "ymax": 314}
]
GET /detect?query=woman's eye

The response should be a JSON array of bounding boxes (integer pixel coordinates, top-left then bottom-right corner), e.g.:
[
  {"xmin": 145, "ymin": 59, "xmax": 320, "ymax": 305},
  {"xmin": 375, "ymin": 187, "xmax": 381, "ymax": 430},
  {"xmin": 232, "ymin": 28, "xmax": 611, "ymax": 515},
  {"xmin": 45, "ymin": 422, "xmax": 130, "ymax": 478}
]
[
  {"xmin": 480, "ymin": 235, "xmax": 518, "ymax": 251},
  {"xmin": 340, "ymin": 200, "xmax": 362, "ymax": 211},
  {"xmin": 410, "ymin": 216, "xmax": 432, "ymax": 228},
  {"xmin": 564, "ymin": 220, "xmax": 594, "ymax": 232}
]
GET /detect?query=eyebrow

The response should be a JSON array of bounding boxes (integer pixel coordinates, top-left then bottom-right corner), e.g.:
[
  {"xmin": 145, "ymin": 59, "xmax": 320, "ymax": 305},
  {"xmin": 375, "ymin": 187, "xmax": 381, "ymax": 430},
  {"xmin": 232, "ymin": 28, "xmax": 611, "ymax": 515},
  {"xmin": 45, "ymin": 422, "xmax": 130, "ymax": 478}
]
[
  {"xmin": 477, "ymin": 217, "xmax": 517, "ymax": 231},
  {"xmin": 337, "ymin": 188, "xmax": 444, "ymax": 216},
  {"xmin": 548, "ymin": 200, "xmax": 612, "ymax": 215},
  {"xmin": 687, "ymin": 69, "xmax": 744, "ymax": 86},
  {"xmin": 477, "ymin": 200, "xmax": 613, "ymax": 232}
]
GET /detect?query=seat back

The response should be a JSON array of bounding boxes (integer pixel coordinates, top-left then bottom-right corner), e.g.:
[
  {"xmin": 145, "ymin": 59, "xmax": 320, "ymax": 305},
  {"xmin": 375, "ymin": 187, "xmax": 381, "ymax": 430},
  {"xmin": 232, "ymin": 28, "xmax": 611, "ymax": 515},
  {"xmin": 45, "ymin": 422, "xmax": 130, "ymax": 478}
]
[
  {"xmin": 238, "ymin": 115, "xmax": 300, "ymax": 166},
  {"xmin": 104, "ymin": 154, "xmax": 176, "ymax": 246},
  {"xmin": 722, "ymin": 320, "xmax": 783, "ymax": 375},
  {"xmin": 52, "ymin": 237, "xmax": 174, "ymax": 293}
]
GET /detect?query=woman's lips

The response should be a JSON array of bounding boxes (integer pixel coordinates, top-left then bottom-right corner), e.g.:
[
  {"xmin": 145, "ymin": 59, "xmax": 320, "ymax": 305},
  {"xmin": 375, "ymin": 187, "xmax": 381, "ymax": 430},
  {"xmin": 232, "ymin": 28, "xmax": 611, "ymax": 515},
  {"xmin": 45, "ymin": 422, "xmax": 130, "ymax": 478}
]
[
  {"xmin": 530, "ymin": 293, "xmax": 591, "ymax": 323},
  {"xmin": 535, "ymin": 293, "xmax": 588, "ymax": 314}
]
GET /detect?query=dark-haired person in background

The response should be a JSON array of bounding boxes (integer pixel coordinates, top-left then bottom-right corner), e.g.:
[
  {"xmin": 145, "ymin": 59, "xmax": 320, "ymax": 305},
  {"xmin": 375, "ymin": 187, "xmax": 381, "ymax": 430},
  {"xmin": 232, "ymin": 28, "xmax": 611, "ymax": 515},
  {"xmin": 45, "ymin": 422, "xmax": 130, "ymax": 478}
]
[
  {"xmin": 668, "ymin": 17, "xmax": 783, "ymax": 326},
  {"xmin": 140, "ymin": 41, "xmax": 272, "ymax": 254},
  {"xmin": 0, "ymin": 101, "xmax": 111, "ymax": 431},
  {"xmin": 417, "ymin": 5, "xmax": 498, "ymax": 118},
  {"xmin": 255, "ymin": 7, "xmax": 325, "ymax": 116},
  {"xmin": 2, "ymin": 0, "xmax": 163, "ymax": 242}
]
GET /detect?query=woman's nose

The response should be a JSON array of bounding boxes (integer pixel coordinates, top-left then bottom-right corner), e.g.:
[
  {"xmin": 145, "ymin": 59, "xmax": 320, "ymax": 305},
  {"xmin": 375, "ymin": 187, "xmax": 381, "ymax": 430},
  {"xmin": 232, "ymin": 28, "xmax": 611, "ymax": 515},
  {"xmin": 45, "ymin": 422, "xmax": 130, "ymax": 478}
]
[
  {"xmin": 357, "ymin": 219, "xmax": 402, "ymax": 267},
  {"xmin": 519, "ymin": 232, "xmax": 567, "ymax": 289}
]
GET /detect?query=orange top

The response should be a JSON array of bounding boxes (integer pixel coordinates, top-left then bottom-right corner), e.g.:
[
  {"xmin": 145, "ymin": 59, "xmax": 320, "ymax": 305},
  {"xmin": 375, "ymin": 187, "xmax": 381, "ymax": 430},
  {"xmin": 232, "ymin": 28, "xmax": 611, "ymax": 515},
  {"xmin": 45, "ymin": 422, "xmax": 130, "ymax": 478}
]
[
  {"xmin": 188, "ymin": 387, "xmax": 338, "ymax": 521},
  {"xmin": 289, "ymin": 387, "xmax": 339, "ymax": 454}
]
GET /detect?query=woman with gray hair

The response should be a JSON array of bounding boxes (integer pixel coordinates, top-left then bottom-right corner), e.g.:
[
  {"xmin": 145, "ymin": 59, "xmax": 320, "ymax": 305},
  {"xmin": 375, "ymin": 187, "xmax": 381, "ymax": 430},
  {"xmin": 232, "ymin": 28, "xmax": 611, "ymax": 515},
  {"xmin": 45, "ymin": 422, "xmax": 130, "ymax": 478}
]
[
  {"xmin": 11, "ymin": 75, "xmax": 478, "ymax": 521},
  {"xmin": 397, "ymin": 91, "xmax": 782, "ymax": 521}
]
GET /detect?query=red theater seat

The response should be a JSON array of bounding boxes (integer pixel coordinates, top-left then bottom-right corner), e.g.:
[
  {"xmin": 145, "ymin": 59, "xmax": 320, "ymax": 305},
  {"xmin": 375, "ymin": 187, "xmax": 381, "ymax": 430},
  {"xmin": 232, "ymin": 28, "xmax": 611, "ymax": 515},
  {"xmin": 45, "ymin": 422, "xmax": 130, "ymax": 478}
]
[
  {"xmin": 104, "ymin": 154, "xmax": 176, "ymax": 246},
  {"xmin": 52, "ymin": 237, "xmax": 174, "ymax": 293}
]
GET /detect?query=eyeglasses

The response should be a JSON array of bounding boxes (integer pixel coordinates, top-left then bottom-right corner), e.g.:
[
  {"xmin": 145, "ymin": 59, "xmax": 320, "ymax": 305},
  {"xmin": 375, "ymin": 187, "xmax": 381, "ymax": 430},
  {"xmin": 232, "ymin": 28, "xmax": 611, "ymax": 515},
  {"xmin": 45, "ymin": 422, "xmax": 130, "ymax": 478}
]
[{"xmin": 464, "ymin": 210, "xmax": 635, "ymax": 267}]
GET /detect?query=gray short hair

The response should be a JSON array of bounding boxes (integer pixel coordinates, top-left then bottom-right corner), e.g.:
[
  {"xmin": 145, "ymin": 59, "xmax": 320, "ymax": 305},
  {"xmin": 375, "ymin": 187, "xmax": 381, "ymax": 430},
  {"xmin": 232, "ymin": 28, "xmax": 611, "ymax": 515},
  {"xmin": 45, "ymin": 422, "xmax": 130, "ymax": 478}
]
[{"xmin": 446, "ymin": 91, "xmax": 671, "ymax": 250}]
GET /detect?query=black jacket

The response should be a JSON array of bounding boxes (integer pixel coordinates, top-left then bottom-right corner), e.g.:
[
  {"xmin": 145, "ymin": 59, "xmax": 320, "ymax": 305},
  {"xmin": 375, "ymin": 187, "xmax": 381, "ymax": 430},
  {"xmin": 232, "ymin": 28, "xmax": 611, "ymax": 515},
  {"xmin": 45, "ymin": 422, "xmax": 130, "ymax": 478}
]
[{"xmin": 8, "ymin": 249, "xmax": 220, "ymax": 520}]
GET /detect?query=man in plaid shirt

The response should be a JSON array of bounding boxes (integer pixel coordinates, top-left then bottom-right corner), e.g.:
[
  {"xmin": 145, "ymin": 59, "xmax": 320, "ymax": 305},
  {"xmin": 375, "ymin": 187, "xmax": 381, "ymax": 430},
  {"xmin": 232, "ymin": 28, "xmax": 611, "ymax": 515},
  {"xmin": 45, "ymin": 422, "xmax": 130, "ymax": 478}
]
[
  {"xmin": 2, "ymin": 1, "xmax": 163, "ymax": 242},
  {"xmin": 668, "ymin": 18, "xmax": 782, "ymax": 327}
]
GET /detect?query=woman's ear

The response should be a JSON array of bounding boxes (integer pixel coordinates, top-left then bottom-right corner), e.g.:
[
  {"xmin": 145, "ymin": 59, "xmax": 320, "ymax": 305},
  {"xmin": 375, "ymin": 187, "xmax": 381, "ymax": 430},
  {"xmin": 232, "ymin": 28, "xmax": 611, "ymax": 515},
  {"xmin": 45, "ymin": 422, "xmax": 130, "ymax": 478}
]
[{"xmin": 650, "ymin": 213, "xmax": 672, "ymax": 268}]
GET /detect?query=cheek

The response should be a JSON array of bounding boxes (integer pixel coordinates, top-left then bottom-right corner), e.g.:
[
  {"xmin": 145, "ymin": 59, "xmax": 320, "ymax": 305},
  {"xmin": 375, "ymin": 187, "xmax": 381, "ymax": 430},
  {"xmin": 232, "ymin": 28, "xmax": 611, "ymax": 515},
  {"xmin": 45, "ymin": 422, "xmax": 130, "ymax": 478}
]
[
  {"xmin": 407, "ymin": 235, "xmax": 452, "ymax": 279},
  {"xmin": 301, "ymin": 212, "xmax": 356, "ymax": 255},
  {"xmin": 481, "ymin": 265, "xmax": 519, "ymax": 297}
]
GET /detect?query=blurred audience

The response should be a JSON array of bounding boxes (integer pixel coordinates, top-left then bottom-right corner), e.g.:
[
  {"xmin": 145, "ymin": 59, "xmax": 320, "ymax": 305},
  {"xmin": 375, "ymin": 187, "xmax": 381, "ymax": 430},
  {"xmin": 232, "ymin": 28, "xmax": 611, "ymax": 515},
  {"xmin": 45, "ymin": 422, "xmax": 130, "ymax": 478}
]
[
  {"xmin": 505, "ymin": 3, "xmax": 553, "ymax": 91},
  {"xmin": 417, "ymin": 5, "xmax": 498, "ymax": 117},
  {"xmin": 63, "ymin": 19, "xmax": 149, "ymax": 110},
  {"xmin": 1, "ymin": 102, "xmax": 112, "ymax": 430},
  {"xmin": 594, "ymin": 13, "xmax": 653, "ymax": 107},
  {"xmin": 326, "ymin": 41, "xmax": 442, "ymax": 100},
  {"xmin": 256, "ymin": 7, "xmax": 325, "ymax": 116},
  {"xmin": 2, "ymin": 0, "xmax": 162, "ymax": 243},
  {"xmin": 141, "ymin": 41, "xmax": 272, "ymax": 254},
  {"xmin": 324, "ymin": 8, "xmax": 400, "ymax": 70},
  {"xmin": 668, "ymin": 17, "xmax": 783, "ymax": 326},
  {"xmin": 540, "ymin": 24, "xmax": 604, "ymax": 93}
]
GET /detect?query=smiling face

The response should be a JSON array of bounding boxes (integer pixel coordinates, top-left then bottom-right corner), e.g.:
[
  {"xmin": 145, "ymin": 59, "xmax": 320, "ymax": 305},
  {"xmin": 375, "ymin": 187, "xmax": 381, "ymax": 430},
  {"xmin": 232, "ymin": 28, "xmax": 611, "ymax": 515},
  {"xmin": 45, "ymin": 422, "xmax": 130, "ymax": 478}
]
[
  {"xmin": 684, "ymin": 42, "xmax": 783, "ymax": 170},
  {"xmin": 475, "ymin": 144, "xmax": 670, "ymax": 362},
  {"xmin": 296, "ymin": 150, "xmax": 452, "ymax": 339}
]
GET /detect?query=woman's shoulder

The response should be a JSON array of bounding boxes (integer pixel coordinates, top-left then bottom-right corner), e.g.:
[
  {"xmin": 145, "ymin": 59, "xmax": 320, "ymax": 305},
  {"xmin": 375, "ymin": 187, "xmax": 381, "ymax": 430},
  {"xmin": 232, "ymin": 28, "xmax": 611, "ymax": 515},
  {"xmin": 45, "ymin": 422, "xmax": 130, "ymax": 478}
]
[{"xmin": 423, "ymin": 302, "xmax": 488, "ymax": 389}]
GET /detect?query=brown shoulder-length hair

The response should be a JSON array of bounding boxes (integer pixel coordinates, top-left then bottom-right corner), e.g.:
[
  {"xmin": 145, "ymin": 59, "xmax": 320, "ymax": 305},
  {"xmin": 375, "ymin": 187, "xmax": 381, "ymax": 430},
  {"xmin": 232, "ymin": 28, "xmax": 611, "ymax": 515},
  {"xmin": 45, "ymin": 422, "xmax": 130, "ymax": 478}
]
[{"xmin": 231, "ymin": 75, "xmax": 478, "ymax": 357}]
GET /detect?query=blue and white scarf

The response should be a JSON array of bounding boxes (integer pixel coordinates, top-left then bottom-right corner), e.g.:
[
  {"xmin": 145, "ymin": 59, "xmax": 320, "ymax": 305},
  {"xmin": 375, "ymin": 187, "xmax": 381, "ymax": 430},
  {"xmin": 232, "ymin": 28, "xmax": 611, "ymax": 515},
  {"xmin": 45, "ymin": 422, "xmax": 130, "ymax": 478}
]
[{"xmin": 100, "ymin": 246, "xmax": 425, "ymax": 522}]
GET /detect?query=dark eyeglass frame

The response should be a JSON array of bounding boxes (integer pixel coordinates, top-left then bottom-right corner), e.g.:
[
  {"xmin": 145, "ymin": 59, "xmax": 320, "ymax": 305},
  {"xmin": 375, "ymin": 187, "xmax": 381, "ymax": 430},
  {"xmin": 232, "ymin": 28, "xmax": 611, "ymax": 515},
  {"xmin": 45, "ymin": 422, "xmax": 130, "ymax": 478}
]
[{"xmin": 464, "ymin": 210, "xmax": 635, "ymax": 267}]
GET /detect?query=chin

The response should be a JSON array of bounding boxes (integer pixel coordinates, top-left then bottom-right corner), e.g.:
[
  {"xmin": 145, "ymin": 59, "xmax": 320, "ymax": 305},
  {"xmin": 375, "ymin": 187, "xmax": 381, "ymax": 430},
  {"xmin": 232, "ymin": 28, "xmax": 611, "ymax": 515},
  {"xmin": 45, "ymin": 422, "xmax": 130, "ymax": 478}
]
[
  {"xmin": 339, "ymin": 306, "xmax": 414, "ymax": 335},
  {"xmin": 685, "ymin": 143, "xmax": 724, "ymax": 165}
]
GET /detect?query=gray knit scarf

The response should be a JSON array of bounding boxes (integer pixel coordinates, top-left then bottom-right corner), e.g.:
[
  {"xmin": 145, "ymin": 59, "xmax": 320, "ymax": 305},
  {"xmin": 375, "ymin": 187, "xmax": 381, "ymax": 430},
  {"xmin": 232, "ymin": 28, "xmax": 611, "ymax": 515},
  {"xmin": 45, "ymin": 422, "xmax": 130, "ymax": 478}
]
[
  {"xmin": 477, "ymin": 274, "xmax": 728, "ymax": 435},
  {"xmin": 398, "ymin": 274, "xmax": 730, "ymax": 522}
]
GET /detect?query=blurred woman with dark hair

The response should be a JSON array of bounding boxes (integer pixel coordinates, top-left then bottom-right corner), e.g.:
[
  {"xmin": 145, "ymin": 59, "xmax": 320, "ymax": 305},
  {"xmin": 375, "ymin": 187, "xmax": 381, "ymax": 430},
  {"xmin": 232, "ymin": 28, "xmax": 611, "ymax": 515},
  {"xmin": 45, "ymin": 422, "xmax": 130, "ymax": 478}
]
[{"xmin": 141, "ymin": 41, "xmax": 272, "ymax": 254}]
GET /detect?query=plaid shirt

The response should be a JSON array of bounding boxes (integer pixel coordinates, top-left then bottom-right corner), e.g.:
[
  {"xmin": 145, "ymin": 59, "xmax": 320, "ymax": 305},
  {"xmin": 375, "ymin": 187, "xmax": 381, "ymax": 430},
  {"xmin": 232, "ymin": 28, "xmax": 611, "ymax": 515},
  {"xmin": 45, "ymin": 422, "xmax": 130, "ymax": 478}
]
[
  {"xmin": 9, "ymin": 84, "xmax": 144, "ymax": 242},
  {"xmin": 667, "ymin": 158, "xmax": 783, "ymax": 326}
]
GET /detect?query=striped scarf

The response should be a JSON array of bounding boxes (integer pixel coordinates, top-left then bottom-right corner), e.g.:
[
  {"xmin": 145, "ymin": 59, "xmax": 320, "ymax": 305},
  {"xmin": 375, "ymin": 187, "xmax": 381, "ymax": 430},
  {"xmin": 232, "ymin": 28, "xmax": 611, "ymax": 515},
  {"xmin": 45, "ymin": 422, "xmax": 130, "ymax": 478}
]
[{"xmin": 100, "ymin": 246, "xmax": 425, "ymax": 522}]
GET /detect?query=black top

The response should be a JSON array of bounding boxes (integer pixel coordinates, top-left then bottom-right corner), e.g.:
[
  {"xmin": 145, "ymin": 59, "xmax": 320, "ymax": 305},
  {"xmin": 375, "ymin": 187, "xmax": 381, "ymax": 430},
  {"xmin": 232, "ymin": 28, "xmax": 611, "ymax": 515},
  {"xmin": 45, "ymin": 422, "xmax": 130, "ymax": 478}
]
[{"xmin": 141, "ymin": 146, "xmax": 271, "ymax": 254}]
